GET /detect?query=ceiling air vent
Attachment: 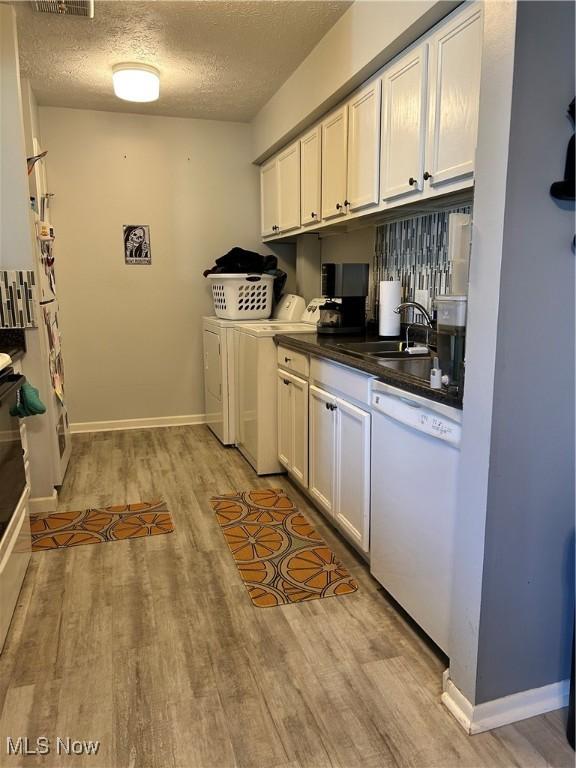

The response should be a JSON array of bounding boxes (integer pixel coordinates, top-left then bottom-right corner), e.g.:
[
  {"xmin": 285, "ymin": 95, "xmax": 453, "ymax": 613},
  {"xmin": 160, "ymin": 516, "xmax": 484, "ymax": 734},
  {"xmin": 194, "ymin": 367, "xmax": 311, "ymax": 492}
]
[{"xmin": 32, "ymin": 1, "xmax": 94, "ymax": 18}]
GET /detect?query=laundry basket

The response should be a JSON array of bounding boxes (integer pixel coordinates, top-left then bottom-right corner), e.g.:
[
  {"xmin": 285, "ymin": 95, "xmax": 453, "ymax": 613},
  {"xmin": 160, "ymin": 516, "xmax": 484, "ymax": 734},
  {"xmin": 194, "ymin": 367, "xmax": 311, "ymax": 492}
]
[{"xmin": 208, "ymin": 273, "xmax": 275, "ymax": 320}]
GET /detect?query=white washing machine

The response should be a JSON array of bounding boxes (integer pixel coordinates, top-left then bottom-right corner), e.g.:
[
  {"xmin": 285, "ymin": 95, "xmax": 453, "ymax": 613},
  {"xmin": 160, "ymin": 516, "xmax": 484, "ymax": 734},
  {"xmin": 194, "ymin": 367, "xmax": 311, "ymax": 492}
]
[
  {"xmin": 234, "ymin": 307, "xmax": 321, "ymax": 475},
  {"xmin": 202, "ymin": 295, "xmax": 319, "ymax": 445}
]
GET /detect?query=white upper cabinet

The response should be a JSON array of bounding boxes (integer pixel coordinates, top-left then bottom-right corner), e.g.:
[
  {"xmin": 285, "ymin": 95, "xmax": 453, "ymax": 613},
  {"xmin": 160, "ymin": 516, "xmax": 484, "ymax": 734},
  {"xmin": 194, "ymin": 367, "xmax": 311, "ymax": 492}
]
[
  {"xmin": 380, "ymin": 44, "xmax": 428, "ymax": 202},
  {"xmin": 300, "ymin": 126, "xmax": 322, "ymax": 227},
  {"xmin": 347, "ymin": 80, "xmax": 381, "ymax": 212},
  {"xmin": 259, "ymin": 2, "xmax": 482, "ymax": 238},
  {"xmin": 426, "ymin": 4, "xmax": 483, "ymax": 188},
  {"xmin": 321, "ymin": 105, "xmax": 348, "ymax": 220},
  {"xmin": 260, "ymin": 158, "xmax": 279, "ymax": 237},
  {"xmin": 277, "ymin": 141, "xmax": 301, "ymax": 232}
]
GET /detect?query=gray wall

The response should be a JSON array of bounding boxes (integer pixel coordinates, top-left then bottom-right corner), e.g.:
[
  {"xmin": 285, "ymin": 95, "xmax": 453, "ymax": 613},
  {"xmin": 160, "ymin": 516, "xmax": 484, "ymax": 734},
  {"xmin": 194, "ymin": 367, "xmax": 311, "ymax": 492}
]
[
  {"xmin": 475, "ymin": 0, "xmax": 575, "ymax": 703},
  {"xmin": 448, "ymin": 0, "xmax": 518, "ymax": 703}
]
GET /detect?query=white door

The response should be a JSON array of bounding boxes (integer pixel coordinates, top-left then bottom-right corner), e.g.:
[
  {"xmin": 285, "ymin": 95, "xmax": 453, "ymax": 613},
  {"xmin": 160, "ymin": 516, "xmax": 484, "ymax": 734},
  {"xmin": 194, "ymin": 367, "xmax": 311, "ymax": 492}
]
[
  {"xmin": 277, "ymin": 142, "xmax": 301, "ymax": 232},
  {"xmin": 426, "ymin": 4, "xmax": 483, "ymax": 188},
  {"xmin": 289, "ymin": 373, "xmax": 308, "ymax": 487},
  {"xmin": 380, "ymin": 45, "xmax": 428, "ymax": 201},
  {"xmin": 260, "ymin": 158, "xmax": 279, "ymax": 237},
  {"xmin": 300, "ymin": 126, "xmax": 322, "ymax": 226},
  {"xmin": 277, "ymin": 371, "xmax": 292, "ymax": 470},
  {"xmin": 321, "ymin": 106, "xmax": 348, "ymax": 220},
  {"xmin": 334, "ymin": 398, "xmax": 371, "ymax": 552},
  {"xmin": 308, "ymin": 385, "xmax": 336, "ymax": 515},
  {"xmin": 203, "ymin": 329, "xmax": 223, "ymax": 440},
  {"xmin": 347, "ymin": 80, "xmax": 381, "ymax": 212}
]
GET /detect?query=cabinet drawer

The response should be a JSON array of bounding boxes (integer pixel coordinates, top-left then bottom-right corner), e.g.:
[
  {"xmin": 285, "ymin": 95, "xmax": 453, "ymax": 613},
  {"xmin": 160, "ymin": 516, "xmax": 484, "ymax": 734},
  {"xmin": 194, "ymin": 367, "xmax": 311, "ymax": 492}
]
[
  {"xmin": 310, "ymin": 357, "xmax": 373, "ymax": 406},
  {"xmin": 277, "ymin": 346, "xmax": 309, "ymax": 378}
]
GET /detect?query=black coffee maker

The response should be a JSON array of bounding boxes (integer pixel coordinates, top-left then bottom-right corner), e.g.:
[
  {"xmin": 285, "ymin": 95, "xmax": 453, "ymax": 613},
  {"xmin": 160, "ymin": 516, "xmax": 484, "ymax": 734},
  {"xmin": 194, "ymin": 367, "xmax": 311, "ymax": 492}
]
[{"xmin": 318, "ymin": 263, "xmax": 369, "ymax": 335}]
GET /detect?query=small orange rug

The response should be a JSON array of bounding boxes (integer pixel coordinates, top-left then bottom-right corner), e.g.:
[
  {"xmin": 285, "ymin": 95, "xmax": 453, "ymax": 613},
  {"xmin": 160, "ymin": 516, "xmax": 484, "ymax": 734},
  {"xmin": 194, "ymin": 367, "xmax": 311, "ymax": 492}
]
[
  {"xmin": 31, "ymin": 500, "xmax": 174, "ymax": 551},
  {"xmin": 210, "ymin": 489, "xmax": 358, "ymax": 607}
]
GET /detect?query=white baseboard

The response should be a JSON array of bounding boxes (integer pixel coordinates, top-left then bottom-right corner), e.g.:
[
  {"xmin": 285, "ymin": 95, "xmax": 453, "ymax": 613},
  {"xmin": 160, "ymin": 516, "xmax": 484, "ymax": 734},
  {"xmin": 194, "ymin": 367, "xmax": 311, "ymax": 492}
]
[
  {"xmin": 70, "ymin": 413, "xmax": 207, "ymax": 434},
  {"xmin": 29, "ymin": 489, "xmax": 58, "ymax": 514},
  {"xmin": 442, "ymin": 675, "xmax": 570, "ymax": 734}
]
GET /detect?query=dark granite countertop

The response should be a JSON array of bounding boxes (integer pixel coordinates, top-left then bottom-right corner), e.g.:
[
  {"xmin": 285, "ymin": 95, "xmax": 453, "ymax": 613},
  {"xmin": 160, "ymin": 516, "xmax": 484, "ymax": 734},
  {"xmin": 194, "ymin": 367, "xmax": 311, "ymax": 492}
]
[{"xmin": 275, "ymin": 332, "xmax": 463, "ymax": 409}]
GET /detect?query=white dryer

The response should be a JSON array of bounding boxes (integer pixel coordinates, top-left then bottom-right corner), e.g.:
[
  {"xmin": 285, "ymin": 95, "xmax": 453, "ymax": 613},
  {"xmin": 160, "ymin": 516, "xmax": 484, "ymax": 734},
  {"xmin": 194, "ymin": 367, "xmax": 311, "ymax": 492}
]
[{"xmin": 202, "ymin": 295, "xmax": 318, "ymax": 445}]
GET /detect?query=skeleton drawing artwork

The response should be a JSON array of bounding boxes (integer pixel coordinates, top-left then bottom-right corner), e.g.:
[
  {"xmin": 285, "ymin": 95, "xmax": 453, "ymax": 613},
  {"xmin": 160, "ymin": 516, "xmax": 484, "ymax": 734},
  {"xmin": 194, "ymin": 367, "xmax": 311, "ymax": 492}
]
[{"xmin": 123, "ymin": 225, "xmax": 151, "ymax": 265}]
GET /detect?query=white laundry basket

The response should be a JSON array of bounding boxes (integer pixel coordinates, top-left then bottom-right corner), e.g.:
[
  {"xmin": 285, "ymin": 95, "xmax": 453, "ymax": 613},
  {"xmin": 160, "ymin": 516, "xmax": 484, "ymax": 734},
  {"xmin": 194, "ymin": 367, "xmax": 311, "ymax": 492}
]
[{"xmin": 208, "ymin": 273, "xmax": 275, "ymax": 320}]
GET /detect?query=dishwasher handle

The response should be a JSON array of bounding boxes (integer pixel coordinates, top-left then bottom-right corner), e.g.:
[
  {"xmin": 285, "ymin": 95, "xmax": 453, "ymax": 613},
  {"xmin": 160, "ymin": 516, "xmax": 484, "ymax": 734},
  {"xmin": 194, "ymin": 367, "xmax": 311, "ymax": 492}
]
[{"xmin": 372, "ymin": 391, "xmax": 462, "ymax": 447}]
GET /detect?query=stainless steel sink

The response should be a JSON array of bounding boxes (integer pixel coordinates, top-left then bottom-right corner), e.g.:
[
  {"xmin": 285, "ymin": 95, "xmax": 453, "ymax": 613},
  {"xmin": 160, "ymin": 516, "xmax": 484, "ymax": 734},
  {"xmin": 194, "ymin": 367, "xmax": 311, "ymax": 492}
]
[
  {"xmin": 335, "ymin": 340, "xmax": 405, "ymax": 354},
  {"xmin": 330, "ymin": 340, "xmax": 431, "ymax": 360}
]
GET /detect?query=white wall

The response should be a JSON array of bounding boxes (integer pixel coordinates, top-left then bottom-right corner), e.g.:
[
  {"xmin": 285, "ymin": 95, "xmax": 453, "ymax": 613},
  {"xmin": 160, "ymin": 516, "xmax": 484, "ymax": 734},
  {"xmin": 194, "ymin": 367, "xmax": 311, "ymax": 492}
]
[
  {"xmin": 39, "ymin": 107, "xmax": 262, "ymax": 426},
  {"xmin": 251, "ymin": 0, "xmax": 458, "ymax": 161},
  {"xmin": 321, "ymin": 227, "xmax": 376, "ymax": 317},
  {"xmin": 320, "ymin": 227, "xmax": 375, "ymax": 266},
  {"xmin": 0, "ymin": 6, "xmax": 33, "ymax": 270}
]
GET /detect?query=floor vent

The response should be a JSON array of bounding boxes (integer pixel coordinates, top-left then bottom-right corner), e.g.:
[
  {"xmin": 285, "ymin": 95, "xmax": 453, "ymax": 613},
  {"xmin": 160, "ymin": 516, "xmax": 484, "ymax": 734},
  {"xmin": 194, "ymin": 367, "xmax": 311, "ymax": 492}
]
[{"xmin": 31, "ymin": 1, "xmax": 94, "ymax": 18}]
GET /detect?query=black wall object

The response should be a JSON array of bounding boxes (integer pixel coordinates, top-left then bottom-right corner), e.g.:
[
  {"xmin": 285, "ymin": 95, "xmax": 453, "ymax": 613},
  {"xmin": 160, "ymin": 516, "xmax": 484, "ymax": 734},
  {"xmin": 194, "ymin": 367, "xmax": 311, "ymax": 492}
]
[{"xmin": 550, "ymin": 99, "xmax": 575, "ymax": 201}]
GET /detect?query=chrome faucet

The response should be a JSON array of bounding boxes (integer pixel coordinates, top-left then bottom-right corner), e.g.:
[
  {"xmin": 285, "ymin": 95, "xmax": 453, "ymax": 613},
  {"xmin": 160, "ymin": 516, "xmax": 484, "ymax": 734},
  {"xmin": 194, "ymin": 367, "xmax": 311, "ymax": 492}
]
[
  {"xmin": 394, "ymin": 301, "xmax": 434, "ymax": 349},
  {"xmin": 394, "ymin": 301, "xmax": 434, "ymax": 327}
]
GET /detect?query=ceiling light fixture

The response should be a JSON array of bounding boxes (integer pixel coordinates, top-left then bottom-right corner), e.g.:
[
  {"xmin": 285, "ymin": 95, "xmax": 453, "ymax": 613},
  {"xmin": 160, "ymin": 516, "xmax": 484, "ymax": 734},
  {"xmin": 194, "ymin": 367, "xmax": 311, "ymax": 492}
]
[{"xmin": 112, "ymin": 64, "xmax": 160, "ymax": 103}]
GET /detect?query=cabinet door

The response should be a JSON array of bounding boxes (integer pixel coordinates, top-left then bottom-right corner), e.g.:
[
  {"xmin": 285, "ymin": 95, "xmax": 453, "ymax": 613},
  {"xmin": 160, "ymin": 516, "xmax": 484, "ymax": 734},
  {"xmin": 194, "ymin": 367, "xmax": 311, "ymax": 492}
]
[
  {"xmin": 277, "ymin": 371, "xmax": 292, "ymax": 470},
  {"xmin": 260, "ymin": 158, "xmax": 279, "ymax": 237},
  {"xmin": 277, "ymin": 142, "xmax": 301, "ymax": 232},
  {"xmin": 335, "ymin": 398, "xmax": 370, "ymax": 552},
  {"xmin": 380, "ymin": 45, "xmax": 427, "ymax": 201},
  {"xmin": 321, "ymin": 106, "xmax": 348, "ymax": 221},
  {"xmin": 426, "ymin": 4, "xmax": 483, "ymax": 188},
  {"xmin": 308, "ymin": 385, "xmax": 336, "ymax": 515},
  {"xmin": 290, "ymin": 373, "xmax": 308, "ymax": 487},
  {"xmin": 347, "ymin": 80, "xmax": 381, "ymax": 212},
  {"xmin": 300, "ymin": 126, "xmax": 321, "ymax": 226}
]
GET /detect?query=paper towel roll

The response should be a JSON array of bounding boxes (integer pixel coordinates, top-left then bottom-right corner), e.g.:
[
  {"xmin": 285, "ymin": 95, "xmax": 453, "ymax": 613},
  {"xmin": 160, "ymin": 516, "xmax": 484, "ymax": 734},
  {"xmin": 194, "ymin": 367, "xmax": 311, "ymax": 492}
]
[{"xmin": 379, "ymin": 280, "xmax": 401, "ymax": 336}]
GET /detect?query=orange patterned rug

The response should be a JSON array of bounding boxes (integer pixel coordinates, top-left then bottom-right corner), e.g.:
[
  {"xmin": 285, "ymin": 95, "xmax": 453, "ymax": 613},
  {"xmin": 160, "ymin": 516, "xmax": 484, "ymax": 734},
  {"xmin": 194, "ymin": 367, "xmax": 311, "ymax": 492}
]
[
  {"xmin": 31, "ymin": 500, "xmax": 174, "ymax": 551},
  {"xmin": 210, "ymin": 489, "xmax": 358, "ymax": 608}
]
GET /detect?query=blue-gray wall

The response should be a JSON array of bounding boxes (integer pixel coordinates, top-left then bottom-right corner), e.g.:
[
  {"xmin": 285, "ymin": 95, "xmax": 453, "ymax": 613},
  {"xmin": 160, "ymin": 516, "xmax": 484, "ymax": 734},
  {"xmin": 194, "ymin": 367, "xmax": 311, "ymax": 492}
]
[{"xmin": 475, "ymin": 0, "xmax": 575, "ymax": 703}]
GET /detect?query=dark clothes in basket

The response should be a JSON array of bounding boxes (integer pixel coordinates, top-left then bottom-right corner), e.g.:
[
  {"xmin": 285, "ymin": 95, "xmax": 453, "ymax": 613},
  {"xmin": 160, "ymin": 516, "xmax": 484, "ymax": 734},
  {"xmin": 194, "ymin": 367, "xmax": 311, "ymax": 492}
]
[{"xmin": 203, "ymin": 247, "xmax": 287, "ymax": 302}]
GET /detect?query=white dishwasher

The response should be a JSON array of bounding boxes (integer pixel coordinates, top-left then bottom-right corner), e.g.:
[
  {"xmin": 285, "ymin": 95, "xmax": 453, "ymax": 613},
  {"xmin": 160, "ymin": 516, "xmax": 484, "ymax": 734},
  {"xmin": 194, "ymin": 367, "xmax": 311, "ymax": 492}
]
[{"xmin": 370, "ymin": 380, "xmax": 462, "ymax": 654}]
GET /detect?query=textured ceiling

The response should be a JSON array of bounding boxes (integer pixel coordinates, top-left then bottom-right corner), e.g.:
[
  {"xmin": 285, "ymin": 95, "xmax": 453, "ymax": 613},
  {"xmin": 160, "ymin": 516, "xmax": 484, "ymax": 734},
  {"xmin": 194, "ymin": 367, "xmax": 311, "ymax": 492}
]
[{"xmin": 15, "ymin": 0, "xmax": 352, "ymax": 121}]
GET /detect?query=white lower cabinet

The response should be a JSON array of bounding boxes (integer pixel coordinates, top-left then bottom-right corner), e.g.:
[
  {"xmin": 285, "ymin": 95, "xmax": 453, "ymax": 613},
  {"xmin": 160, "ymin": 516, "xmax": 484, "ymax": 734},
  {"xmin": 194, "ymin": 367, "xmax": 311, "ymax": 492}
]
[
  {"xmin": 308, "ymin": 384, "xmax": 370, "ymax": 552},
  {"xmin": 277, "ymin": 370, "xmax": 308, "ymax": 487},
  {"xmin": 334, "ymin": 397, "xmax": 371, "ymax": 552},
  {"xmin": 308, "ymin": 385, "xmax": 337, "ymax": 513}
]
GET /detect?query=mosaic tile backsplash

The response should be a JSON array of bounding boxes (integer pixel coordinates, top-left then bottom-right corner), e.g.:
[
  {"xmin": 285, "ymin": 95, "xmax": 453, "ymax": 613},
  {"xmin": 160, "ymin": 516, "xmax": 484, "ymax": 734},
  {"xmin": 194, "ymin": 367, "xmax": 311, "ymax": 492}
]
[
  {"xmin": 373, "ymin": 205, "xmax": 472, "ymax": 312},
  {"xmin": 0, "ymin": 270, "xmax": 38, "ymax": 328}
]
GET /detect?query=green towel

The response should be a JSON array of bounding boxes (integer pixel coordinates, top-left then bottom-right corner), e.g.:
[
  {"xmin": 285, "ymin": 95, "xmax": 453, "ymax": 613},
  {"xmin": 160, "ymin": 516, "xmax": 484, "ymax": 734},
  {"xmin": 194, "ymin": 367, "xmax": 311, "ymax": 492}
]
[{"xmin": 10, "ymin": 382, "xmax": 46, "ymax": 418}]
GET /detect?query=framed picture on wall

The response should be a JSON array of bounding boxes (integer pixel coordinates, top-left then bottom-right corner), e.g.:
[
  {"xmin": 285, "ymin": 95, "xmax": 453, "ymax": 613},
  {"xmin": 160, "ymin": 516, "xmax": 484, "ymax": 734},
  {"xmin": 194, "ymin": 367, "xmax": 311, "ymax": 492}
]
[{"xmin": 123, "ymin": 225, "xmax": 151, "ymax": 265}]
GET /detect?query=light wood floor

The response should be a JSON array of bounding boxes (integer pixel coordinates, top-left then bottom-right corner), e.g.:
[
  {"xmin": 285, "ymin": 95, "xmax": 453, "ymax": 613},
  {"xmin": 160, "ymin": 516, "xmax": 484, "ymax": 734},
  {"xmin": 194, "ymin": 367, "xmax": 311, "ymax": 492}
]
[{"xmin": 0, "ymin": 426, "xmax": 572, "ymax": 768}]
